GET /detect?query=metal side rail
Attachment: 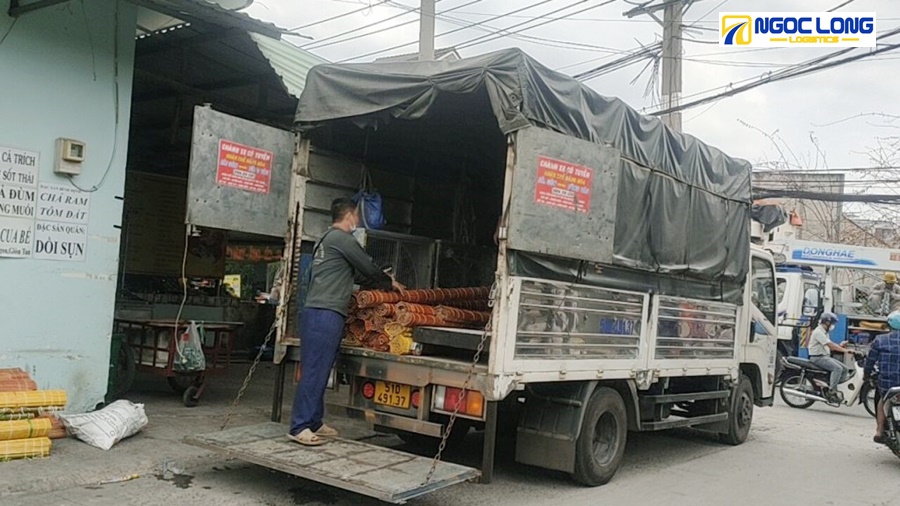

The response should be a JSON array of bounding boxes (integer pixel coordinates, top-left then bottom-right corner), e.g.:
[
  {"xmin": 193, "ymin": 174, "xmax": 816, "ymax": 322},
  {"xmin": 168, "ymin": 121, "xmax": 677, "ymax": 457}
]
[{"xmin": 186, "ymin": 422, "xmax": 479, "ymax": 504}]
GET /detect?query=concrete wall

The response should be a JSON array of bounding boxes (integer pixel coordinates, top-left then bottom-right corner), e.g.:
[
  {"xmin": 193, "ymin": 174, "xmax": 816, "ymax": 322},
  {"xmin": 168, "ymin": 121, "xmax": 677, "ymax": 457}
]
[{"xmin": 0, "ymin": 1, "xmax": 136, "ymax": 412}]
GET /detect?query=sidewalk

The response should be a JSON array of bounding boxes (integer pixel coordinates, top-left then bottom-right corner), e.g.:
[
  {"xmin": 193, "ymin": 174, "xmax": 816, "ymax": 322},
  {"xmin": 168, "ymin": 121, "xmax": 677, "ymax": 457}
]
[{"xmin": 0, "ymin": 362, "xmax": 375, "ymax": 500}]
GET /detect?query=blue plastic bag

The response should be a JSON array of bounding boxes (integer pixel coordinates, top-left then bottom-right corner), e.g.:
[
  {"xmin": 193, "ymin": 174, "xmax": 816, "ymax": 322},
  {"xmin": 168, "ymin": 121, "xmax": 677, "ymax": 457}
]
[{"xmin": 352, "ymin": 190, "xmax": 387, "ymax": 230}]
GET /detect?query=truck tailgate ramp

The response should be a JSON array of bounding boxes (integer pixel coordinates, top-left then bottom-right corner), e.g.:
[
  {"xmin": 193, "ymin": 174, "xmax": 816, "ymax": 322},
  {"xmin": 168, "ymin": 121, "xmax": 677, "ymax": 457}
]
[{"xmin": 186, "ymin": 422, "xmax": 479, "ymax": 504}]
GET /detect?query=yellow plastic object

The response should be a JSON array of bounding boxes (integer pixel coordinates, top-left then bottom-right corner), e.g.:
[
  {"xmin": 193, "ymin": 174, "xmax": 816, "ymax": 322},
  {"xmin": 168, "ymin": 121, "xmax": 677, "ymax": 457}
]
[
  {"xmin": 0, "ymin": 390, "xmax": 67, "ymax": 410},
  {"xmin": 0, "ymin": 418, "xmax": 51, "ymax": 441},
  {"xmin": 0, "ymin": 437, "xmax": 51, "ymax": 461}
]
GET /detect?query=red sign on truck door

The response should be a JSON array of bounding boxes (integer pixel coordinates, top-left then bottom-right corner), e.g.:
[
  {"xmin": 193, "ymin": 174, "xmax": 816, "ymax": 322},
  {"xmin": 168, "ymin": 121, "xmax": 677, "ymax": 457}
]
[
  {"xmin": 534, "ymin": 156, "xmax": 593, "ymax": 213},
  {"xmin": 216, "ymin": 139, "xmax": 274, "ymax": 194}
]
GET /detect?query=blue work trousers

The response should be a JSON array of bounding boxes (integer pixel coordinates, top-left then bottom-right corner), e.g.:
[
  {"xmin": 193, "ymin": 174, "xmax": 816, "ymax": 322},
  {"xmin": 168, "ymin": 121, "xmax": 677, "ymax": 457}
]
[{"xmin": 290, "ymin": 308, "xmax": 345, "ymax": 435}]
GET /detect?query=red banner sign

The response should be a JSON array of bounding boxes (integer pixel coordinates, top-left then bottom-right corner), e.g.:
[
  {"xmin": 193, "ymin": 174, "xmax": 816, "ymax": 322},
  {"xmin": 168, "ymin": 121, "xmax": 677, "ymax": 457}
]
[
  {"xmin": 216, "ymin": 139, "xmax": 273, "ymax": 194},
  {"xmin": 534, "ymin": 156, "xmax": 593, "ymax": 213}
]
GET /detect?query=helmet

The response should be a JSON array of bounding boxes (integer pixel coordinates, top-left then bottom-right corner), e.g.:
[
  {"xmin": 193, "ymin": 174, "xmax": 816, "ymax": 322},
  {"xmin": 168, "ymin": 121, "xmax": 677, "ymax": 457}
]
[
  {"xmin": 885, "ymin": 272, "xmax": 897, "ymax": 284},
  {"xmin": 819, "ymin": 312, "xmax": 838, "ymax": 325},
  {"xmin": 889, "ymin": 311, "xmax": 900, "ymax": 330}
]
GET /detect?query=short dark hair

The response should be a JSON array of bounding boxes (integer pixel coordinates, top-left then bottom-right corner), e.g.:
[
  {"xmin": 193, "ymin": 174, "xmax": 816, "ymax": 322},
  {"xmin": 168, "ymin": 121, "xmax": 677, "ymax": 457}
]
[{"xmin": 331, "ymin": 198, "xmax": 357, "ymax": 223}]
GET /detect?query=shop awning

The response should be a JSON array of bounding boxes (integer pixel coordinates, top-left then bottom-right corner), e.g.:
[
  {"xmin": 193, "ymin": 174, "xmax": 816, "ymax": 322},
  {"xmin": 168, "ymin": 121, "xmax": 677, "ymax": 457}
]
[{"xmin": 250, "ymin": 32, "xmax": 329, "ymax": 99}]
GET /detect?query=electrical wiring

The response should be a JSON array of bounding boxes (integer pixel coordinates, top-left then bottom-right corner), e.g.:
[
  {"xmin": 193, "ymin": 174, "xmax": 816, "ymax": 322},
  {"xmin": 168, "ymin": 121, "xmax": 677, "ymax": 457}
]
[
  {"xmin": 302, "ymin": 0, "xmax": 452, "ymax": 50},
  {"xmin": 455, "ymin": 0, "xmax": 619, "ymax": 51},
  {"xmin": 340, "ymin": 0, "xmax": 590, "ymax": 62},
  {"xmin": 288, "ymin": 0, "xmax": 391, "ymax": 31},
  {"xmin": 651, "ymin": 26, "xmax": 900, "ymax": 116}
]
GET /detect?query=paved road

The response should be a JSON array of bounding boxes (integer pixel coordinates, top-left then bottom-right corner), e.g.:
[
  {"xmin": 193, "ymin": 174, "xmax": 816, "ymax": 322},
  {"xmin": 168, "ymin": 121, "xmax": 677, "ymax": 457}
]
[{"xmin": 14, "ymin": 401, "xmax": 900, "ymax": 506}]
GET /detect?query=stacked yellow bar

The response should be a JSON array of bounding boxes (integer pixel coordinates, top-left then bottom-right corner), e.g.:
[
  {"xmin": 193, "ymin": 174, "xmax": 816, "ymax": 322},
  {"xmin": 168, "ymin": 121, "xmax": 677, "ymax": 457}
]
[
  {"xmin": 0, "ymin": 437, "xmax": 51, "ymax": 461},
  {"xmin": 0, "ymin": 387, "xmax": 66, "ymax": 461}
]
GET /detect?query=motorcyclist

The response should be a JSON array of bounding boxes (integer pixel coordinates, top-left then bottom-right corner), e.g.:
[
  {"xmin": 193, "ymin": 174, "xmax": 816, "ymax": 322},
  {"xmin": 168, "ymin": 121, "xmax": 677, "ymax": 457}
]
[
  {"xmin": 808, "ymin": 312, "xmax": 854, "ymax": 403},
  {"xmin": 864, "ymin": 311, "xmax": 900, "ymax": 444},
  {"xmin": 869, "ymin": 272, "xmax": 900, "ymax": 315}
]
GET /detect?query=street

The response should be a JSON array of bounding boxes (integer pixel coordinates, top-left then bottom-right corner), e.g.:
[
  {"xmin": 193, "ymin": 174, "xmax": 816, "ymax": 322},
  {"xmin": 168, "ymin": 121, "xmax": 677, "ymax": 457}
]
[{"xmin": 12, "ymin": 399, "xmax": 900, "ymax": 506}]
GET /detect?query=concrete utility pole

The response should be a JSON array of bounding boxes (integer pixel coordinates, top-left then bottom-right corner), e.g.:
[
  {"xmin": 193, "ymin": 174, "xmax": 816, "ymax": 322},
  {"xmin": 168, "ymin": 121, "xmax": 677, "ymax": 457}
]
[
  {"xmin": 625, "ymin": 0, "xmax": 700, "ymax": 133},
  {"xmin": 419, "ymin": 0, "xmax": 435, "ymax": 61},
  {"xmin": 660, "ymin": 3, "xmax": 683, "ymax": 132}
]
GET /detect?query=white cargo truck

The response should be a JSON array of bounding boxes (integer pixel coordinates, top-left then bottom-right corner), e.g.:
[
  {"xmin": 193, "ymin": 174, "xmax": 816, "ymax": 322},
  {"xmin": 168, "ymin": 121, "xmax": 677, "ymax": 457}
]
[{"xmin": 185, "ymin": 49, "xmax": 778, "ymax": 504}]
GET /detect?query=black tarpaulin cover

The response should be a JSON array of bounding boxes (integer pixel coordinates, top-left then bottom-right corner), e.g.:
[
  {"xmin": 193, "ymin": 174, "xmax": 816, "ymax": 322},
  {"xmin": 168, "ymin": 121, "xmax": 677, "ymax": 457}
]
[{"xmin": 296, "ymin": 49, "xmax": 752, "ymax": 296}]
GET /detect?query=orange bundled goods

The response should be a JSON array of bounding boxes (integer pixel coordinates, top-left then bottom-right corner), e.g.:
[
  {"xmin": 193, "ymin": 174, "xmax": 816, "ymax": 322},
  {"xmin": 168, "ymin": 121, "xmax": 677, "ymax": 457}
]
[
  {"xmin": 396, "ymin": 302, "xmax": 437, "ymax": 315},
  {"xmin": 435, "ymin": 307, "xmax": 492, "ymax": 325},
  {"xmin": 397, "ymin": 313, "xmax": 463, "ymax": 328},
  {"xmin": 373, "ymin": 304, "xmax": 397, "ymax": 318},
  {"xmin": 354, "ymin": 287, "xmax": 491, "ymax": 308},
  {"xmin": 0, "ymin": 368, "xmax": 36, "ymax": 393},
  {"xmin": 38, "ymin": 415, "xmax": 67, "ymax": 440}
]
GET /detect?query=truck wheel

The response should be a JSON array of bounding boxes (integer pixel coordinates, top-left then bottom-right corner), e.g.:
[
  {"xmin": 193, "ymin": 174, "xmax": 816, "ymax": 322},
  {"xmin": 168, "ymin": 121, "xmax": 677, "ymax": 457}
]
[
  {"xmin": 720, "ymin": 376, "xmax": 753, "ymax": 446},
  {"xmin": 572, "ymin": 388, "xmax": 627, "ymax": 487}
]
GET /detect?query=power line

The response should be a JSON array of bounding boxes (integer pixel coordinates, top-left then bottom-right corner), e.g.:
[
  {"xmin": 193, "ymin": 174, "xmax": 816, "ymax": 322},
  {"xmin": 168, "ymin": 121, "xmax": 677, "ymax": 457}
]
[
  {"xmin": 754, "ymin": 166, "xmax": 900, "ymax": 173},
  {"xmin": 343, "ymin": 0, "xmax": 610, "ymax": 62},
  {"xmin": 651, "ymin": 27, "xmax": 900, "ymax": 116},
  {"xmin": 302, "ymin": 0, "xmax": 455, "ymax": 50},
  {"xmin": 455, "ymin": 0, "xmax": 619, "ymax": 51},
  {"xmin": 287, "ymin": 0, "xmax": 392, "ymax": 31}
]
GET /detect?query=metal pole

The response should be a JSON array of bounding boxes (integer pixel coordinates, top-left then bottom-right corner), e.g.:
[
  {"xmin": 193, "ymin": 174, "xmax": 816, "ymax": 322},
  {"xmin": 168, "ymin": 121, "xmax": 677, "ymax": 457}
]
[
  {"xmin": 271, "ymin": 359, "xmax": 287, "ymax": 422},
  {"xmin": 660, "ymin": 2, "xmax": 683, "ymax": 132},
  {"xmin": 419, "ymin": 0, "xmax": 436, "ymax": 61},
  {"xmin": 480, "ymin": 401, "xmax": 499, "ymax": 484}
]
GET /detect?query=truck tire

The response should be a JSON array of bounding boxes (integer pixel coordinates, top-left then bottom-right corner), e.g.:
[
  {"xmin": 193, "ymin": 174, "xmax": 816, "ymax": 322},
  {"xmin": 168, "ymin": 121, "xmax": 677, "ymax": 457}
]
[
  {"xmin": 720, "ymin": 376, "xmax": 754, "ymax": 446},
  {"xmin": 572, "ymin": 387, "xmax": 627, "ymax": 487}
]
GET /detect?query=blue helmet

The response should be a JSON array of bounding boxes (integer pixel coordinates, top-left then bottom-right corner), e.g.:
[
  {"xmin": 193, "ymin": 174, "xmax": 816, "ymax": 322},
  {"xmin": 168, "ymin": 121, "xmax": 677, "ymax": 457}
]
[
  {"xmin": 819, "ymin": 312, "xmax": 838, "ymax": 325},
  {"xmin": 888, "ymin": 311, "xmax": 900, "ymax": 331}
]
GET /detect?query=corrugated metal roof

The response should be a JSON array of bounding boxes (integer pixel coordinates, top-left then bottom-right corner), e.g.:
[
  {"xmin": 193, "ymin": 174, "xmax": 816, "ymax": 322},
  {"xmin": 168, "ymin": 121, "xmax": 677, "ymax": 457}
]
[
  {"xmin": 250, "ymin": 33, "xmax": 329, "ymax": 99},
  {"xmin": 129, "ymin": 0, "xmax": 283, "ymax": 38}
]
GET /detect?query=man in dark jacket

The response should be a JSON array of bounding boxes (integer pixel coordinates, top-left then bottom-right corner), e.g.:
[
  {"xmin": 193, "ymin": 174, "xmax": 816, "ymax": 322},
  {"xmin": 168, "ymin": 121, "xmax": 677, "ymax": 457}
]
[{"xmin": 288, "ymin": 198, "xmax": 401, "ymax": 446}]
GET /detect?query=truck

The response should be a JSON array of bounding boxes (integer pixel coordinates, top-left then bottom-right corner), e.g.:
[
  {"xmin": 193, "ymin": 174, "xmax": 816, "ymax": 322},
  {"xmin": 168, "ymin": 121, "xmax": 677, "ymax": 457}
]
[
  {"xmin": 765, "ymin": 238, "xmax": 900, "ymax": 355},
  {"xmin": 184, "ymin": 49, "xmax": 778, "ymax": 504}
]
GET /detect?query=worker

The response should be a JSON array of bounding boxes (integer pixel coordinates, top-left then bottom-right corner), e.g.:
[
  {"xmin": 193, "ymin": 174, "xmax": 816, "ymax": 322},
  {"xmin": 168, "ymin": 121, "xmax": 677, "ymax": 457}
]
[
  {"xmin": 865, "ymin": 311, "xmax": 900, "ymax": 445},
  {"xmin": 807, "ymin": 312, "xmax": 854, "ymax": 403},
  {"xmin": 288, "ymin": 198, "xmax": 402, "ymax": 447},
  {"xmin": 869, "ymin": 272, "xmax": 900, "ymax": 315}
]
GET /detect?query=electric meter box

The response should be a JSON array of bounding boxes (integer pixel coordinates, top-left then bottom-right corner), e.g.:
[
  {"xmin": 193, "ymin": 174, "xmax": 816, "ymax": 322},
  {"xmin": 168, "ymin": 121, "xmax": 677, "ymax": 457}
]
[{"xmin": 55, "ymin": 138, "xmax": 85, "ymax": 175}]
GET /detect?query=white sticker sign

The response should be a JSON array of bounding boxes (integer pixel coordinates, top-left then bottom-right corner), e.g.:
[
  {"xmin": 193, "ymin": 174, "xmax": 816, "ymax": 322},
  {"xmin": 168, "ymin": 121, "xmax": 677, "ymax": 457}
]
[
  {"xmin": 0, "ymin": 146, "xmax": 39, "ymax": 188},
  {"xmin": 37, "ymin": 183, "xmax": 90, "ymax": 224},
  {"xmin": 0, "ymin": 182, "xmax": 37, "ymax": 219},
  {"xmin": 0, "ymin": 215, "xmax": 35, "ymax": 257},
  {"xmin": 34, "ymin": 221, "xmax": 87, "ymax": 261}
]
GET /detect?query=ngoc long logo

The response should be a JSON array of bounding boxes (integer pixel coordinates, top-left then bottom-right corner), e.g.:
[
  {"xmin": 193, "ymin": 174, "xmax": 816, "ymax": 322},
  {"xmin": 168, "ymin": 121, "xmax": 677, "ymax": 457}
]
[
  {"xmin": 722, "ymin": 15, "xmax": 752, "ymax": 45},
  {"xmin": 720, "ymin": 12, "xmax": 876, "ymax": 47}
]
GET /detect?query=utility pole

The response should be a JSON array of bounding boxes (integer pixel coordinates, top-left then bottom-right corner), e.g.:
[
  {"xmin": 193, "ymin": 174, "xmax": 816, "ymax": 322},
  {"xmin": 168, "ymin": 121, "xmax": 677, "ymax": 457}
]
[
  {"xmin": 419, "ymin": 0, "xmax": 435, "ymax": 61},
  {"xmin": 625, "ymin": 0, "xmax": 699, "ymax": 133},
  {"xmin": 660, "ymin": 3, "xmax": 683, "ymax": 132}
]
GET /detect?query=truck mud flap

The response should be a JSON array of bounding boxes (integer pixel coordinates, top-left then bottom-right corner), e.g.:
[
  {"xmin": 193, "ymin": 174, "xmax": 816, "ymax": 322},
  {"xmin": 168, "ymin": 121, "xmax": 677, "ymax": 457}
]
[{"xmin": 186, "ymin": 422, "xmax": 479, "ymax": 504}]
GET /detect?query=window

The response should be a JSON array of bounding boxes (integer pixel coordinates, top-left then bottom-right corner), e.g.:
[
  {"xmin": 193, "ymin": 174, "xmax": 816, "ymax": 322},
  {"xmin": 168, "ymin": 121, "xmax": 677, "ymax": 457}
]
[
  {"xmin": 802, "ymin": 282, "xmax": 820, "ymax": 316},
  {"xmin": 776, "ymin": 278, "xmax": 787, "ymax": 304},
  {"xmin": 752, "ymin": 257, "xmax": 777, "ymax": 325}
]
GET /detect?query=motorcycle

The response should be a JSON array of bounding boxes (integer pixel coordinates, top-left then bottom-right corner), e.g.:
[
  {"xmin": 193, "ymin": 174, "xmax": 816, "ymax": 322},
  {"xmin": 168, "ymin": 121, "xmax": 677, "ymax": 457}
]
[
  {"xmin": 881, "ymin": 386, "xmax": 900, "ymax": 459},
  {"xmin": 779, "ymin": 350, "xmax": 878, "ymax": 417}
]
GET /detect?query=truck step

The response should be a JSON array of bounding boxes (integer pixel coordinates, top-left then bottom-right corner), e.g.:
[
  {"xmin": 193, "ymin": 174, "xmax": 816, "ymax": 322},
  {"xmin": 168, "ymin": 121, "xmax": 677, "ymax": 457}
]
[{"xmin": 640, "ymin": 412, "xmax": 728, "ymax": 431}]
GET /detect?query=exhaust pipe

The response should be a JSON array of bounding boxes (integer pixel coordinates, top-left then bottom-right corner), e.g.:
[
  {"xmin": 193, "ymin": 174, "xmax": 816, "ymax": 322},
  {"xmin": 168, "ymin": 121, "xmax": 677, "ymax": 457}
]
[{"xmin": 782, "ymin": 389, "xmax": 828, "ymax": 403}]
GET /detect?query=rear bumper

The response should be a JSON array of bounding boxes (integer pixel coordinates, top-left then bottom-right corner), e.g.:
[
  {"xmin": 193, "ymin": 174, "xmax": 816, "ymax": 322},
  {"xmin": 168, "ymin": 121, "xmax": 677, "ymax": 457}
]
[{"xmin": 328, "ymin": 402, "xmax": 445, "ymax": 438}]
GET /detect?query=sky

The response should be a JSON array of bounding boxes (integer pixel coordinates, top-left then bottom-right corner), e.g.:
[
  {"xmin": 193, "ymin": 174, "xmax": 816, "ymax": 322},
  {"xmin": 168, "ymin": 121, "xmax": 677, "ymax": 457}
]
[{"xmin": 243, "ymin": 0, "xmax": 900, "ymax": 192}]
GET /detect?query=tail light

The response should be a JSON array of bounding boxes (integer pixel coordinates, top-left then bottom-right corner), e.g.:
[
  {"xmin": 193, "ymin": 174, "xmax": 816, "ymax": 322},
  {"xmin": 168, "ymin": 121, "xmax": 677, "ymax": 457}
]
[
  {"xmin": 432, "ymin": 386, "xmax": 485, "ymax": 419},
  {"xmin": 362, "ymin": 382, "xmax": 375, "ymax": 399},
  {"xmin": 411, "ymin": 390, "xmax": 421, "ymax": 409}
]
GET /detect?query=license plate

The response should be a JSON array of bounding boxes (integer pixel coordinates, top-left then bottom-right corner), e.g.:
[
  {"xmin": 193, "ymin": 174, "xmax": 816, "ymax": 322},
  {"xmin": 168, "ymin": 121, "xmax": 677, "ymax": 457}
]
[
  {"xmin": 892, "ymin": 406, "xmax": 900, "ymax": 421},
  {"xmin": 375, "ymin": 381, "xmax": 411, "ymax": 409}
]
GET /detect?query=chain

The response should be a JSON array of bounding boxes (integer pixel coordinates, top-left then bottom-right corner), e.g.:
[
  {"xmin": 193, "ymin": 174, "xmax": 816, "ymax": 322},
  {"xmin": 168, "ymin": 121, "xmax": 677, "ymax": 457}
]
[
  {"xmin": 423, "ymin": 283, "xmax": 497, "ymax": 485},
  {"xmin": 220, "ymin": 320, "xmax": 278, "ymax": 431}
]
